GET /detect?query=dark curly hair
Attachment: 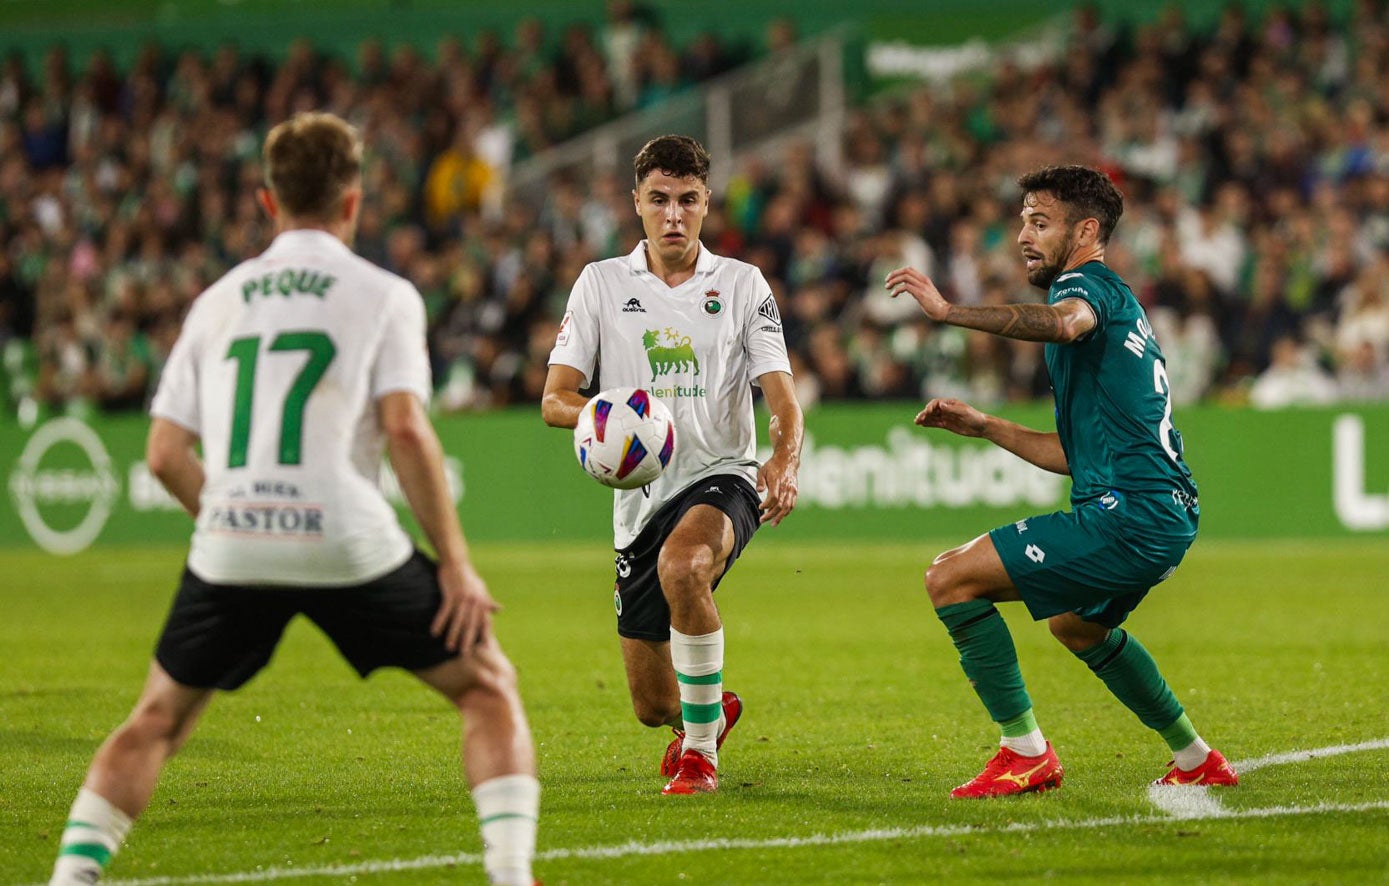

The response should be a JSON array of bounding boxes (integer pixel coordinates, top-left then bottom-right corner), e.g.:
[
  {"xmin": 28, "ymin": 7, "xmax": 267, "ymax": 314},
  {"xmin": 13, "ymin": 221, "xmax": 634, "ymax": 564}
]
[
  {"xmin": 1017, "ymin": 165, "xmax": 1124, "ymax": 243},
  {"xmin": 633, "ymin": 134, "xmax": 711, "ymax": 187}
]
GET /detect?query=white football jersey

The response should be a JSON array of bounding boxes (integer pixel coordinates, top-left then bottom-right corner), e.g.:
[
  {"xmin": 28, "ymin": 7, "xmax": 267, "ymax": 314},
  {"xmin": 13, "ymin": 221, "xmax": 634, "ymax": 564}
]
[
  {"xmin": 151, "ymin": 229, "xmax": 431, "ymax": 586},
  {"xmin": 549, "ymin": 241, "xmax": 792, "ymax": 548}
]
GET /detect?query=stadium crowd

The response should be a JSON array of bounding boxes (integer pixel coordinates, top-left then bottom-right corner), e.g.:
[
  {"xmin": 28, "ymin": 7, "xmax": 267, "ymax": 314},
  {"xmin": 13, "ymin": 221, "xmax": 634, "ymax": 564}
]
[{"xmin": 2, "ymin": 1, "xmax": 1389, "ymax": 419}]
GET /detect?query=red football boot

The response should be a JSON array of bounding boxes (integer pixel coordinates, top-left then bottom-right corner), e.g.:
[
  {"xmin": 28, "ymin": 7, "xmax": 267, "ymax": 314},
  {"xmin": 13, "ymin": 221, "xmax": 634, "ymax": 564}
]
[
  {"xmin": 660, "ymin": 690, "xmax": 743, "ymax": 777},
  {"xmin": 1153, "ymin": 749, "xmax": 1239, "ymax": 786},
  {"xmin": 950, "ymin": 742, "xmax": 1064, "ymax": 798},
  {"xmin": 661, "ymin": 749, "xmax": 718, "ymax": 795}
]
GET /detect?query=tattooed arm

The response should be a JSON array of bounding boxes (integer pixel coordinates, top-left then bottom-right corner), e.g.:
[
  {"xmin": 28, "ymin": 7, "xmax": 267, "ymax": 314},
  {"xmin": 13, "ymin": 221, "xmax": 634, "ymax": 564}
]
[{"xmin": 884, "ymin": 266, "xmax": 1096, "ymax": 343}]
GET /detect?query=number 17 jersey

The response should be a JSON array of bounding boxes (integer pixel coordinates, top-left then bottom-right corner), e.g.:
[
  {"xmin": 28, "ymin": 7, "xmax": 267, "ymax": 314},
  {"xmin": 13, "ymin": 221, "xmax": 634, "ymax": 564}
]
[{"xmin": 151, "ymin": 229, "xmax": 432, "ymax": 586}]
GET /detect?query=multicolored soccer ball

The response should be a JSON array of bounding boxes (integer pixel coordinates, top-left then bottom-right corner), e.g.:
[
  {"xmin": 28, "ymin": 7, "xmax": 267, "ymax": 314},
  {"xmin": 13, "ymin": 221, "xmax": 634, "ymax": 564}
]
[{"xmin": 573, "ymin": 387, "xmax": 675, "ymax": 489}]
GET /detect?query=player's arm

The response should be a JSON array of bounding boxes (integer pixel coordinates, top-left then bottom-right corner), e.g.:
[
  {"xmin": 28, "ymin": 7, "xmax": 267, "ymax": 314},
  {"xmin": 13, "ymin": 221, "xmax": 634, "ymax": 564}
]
[
  {"xmin": 146, "ymin": 418, "xmax": 204, "ymax": 517},
  {"xmin": 540, "ymin": 364, "xmax": 589, "ymax": 430},
  {"xmin": 916, "ymin": 398, "xmax": 1070, "ymax": 475},
  {"xmin": 379, "ymin": 390, "xmax": 496, "ymax": 653},
  {"xmin": 885, "ymin": 266, "xmax": 1096, "ymax": 343},
  {"xmin": 756, "ymin": 370, "xmax": 803, "ymax": 525}
]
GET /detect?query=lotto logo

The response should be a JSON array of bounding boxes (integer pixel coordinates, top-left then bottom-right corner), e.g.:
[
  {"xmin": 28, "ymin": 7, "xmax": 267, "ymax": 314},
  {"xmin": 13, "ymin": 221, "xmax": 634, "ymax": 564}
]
[{"xmin": 1025, "ymin": 544, "xmax": 1046, "ymax": 563}]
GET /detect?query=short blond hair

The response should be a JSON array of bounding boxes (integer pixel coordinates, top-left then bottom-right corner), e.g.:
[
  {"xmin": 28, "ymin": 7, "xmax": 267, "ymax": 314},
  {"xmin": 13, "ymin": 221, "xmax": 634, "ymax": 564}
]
[{"xmin": 262, "ymin": 112, "xmax": 363, "ymax": 219}]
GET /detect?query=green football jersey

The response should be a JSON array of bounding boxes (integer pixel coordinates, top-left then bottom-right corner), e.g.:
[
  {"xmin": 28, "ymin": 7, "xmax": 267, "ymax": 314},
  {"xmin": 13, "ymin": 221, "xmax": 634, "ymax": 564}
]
[{"xmin": 1044, "ymin": 261, "xmax": 1199, "ymax": 515}]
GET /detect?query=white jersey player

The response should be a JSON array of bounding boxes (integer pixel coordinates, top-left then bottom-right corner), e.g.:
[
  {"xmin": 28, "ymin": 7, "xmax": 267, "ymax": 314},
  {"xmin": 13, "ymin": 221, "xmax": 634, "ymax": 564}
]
[
  {"xmin": 543, "ymin": 134, "xmax": 804, "ymax": 796},
  {"xmin": 152, "ymin": 226, "xmax": 427, "ymax": 586},
  {"xmin": 49, "ymin": 113, "xmax": 539, "ymax": 886}
]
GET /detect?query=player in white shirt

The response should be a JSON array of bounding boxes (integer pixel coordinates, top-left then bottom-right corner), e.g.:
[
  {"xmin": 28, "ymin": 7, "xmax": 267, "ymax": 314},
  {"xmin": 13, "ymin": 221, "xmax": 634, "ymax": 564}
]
[
  {"xmin": 50, "ymin": 113, "xmax": 538, "ymax": 886},
  {"xmin": 543, "ymin": 135, "xmax": 804, "ymax": 795}
]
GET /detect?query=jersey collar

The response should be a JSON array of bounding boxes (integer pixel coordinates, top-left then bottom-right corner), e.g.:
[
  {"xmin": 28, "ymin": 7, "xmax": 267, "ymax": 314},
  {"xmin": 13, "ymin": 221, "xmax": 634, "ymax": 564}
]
[
  {"xmin": 626, "ymin": 239, "xmax": 718, "ymax": 277},
  {"xmin": 263, "ymin": 228, "xmax": 354, "ymax": 259}
]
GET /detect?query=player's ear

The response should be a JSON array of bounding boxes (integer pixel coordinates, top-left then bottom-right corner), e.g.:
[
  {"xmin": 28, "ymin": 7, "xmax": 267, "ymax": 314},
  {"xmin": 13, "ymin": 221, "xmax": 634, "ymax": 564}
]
[
  {"xmin": 257, "ymin": 188, "xmax": 278, "ymax": 221},
  {"xmin": 632, "ymin": 187, "xmax": 641, "ymax": 215},
  {"xmin": 1078, "ymin": 216, "xmax": 1100, "ymax": 247},
  {"xmin": 341, "ymin": 185, "xmax": 362, "ymax": 223}
]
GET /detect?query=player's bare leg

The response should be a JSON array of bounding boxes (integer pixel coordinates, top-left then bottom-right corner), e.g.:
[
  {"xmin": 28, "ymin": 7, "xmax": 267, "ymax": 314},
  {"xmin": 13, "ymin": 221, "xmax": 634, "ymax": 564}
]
[
  {"xmin": 926, "ymin": 534, "xmax": 1063, "ymax": 797},
  {"xmin": 416, "ymin": 634, "xmax": 538, "ymax": 886},
  {"xmin": 51, "ymin": 664, "xmax": 213, "ymax": 884},
  {"xmin": 620, "ymin": 637, "xmax": 682, "ymax": 729},
  {"xmin": 621, "ymin": 636, "xmax": 744, "ymax": 779},
  {"xmin": 656, "ymin": 505, "xmax": 737, "ymax": 794}
]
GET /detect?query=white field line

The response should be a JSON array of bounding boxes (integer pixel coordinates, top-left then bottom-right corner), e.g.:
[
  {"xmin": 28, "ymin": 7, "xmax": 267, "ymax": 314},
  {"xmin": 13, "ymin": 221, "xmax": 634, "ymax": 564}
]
[
  {"xmin": 95, "ymin": 802, "xmax": 1389, "ymax": 885},
  {"xmin": 1146, "ymin": 784, "xmax": 1230, "ymax": 819},
  {"xmin": 29, "ymin": 737, "xmax": 1378, "ymax": 886},
  {"xmin": 1148, "ymin": 735, "xmax": 1389, "ymax": 819},
  {"xmin": 1231, "ymin": 737, "xmax": 1389, "ymax": 774}
]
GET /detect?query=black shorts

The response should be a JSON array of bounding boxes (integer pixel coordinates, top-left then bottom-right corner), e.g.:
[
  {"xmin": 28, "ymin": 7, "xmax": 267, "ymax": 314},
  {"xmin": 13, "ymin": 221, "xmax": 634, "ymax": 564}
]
[
  {"xmin": 154, "ymin": 550, "xmax": 456, "ymax": 690},
  {"xmin": 614, "ymin": 474, "xmax": 761, "ymax": 642}
]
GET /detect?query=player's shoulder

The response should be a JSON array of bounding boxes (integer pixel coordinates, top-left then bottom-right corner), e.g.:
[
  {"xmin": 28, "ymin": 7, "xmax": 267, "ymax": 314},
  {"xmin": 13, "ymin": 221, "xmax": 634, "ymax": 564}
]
[
  {"xmin": 583, "ymin": 252, "xmax": 638, "ymax": 279},
  {"xmin": 700, "ymin": 249, "xmax": 769, "ymax": 295},
  {"xmin": 270, "ymin": 234, "xmax": 419, "ymax": 300},
  {"xmin": 1050, "ymin": 262, "xmax": 1127, "ymax": 302},
  {"xmin": 344, "ymin": 251, "xmax": 420, "ymax": 302}
]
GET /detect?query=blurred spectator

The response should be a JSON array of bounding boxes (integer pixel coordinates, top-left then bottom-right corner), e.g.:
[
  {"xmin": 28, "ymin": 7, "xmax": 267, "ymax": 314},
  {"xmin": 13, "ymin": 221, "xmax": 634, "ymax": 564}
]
[
  {"xmin": 1336, "ymin": 338, "xmax": 1389, "ymax": 401},
  {"xmin": 1249, "ymin": 335, "xmax": 1339, "ymax": 409},
  {"xmin": 5, "ymin": 3, "xmax": 1389, "ymax": 419}
]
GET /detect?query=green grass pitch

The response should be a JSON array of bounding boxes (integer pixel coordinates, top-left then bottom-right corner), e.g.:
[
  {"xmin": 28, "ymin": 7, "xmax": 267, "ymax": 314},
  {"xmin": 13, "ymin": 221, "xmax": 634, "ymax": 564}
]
[{"xmin": 3, "ymin": 538, "xmax": 1388, "ymax": 884}]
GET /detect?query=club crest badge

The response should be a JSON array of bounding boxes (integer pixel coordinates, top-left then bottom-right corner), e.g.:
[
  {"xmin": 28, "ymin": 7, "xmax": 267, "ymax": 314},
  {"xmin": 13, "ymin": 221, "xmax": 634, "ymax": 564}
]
[{"xmin": 702, "ymin": 290, "xmax": 723, "ymax": 317}]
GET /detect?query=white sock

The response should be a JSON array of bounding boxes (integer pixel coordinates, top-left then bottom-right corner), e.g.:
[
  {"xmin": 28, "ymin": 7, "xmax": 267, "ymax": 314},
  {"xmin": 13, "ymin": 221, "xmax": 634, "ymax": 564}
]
[
  {"xmin": 1172, "ymin": 736, "xmax": 1212, "ymax": 771},
  {"xmin": 50, "ymin": 788, "xmax": 133, "ymax": 885},
  {"xmin": 999, "ymin": 728, "xmax": 1048, "ymax": 758},
  {"xmin": 670, "ymin": 626, "xmax": 724, "ymax": 765},
  {"xmin": 472, "ymin": 774, "xmax": 539, "ymax": 886}
]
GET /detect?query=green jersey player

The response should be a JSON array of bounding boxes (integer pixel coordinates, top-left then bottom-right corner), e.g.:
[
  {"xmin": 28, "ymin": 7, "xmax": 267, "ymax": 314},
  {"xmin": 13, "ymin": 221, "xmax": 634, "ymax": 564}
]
[{"xmin": 886, "ymin": 165, "xmax": 1237, "ymax": 797}]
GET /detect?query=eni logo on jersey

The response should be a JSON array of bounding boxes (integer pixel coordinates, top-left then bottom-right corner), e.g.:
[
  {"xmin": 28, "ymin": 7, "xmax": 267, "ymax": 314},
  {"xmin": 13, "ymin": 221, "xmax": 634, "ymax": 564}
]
[
  {"xmin": 242, "ymin": 268, "xmax": 336, "ymax": 302},
  {"xmin": 642, "ymin": 327, "xmax": 706, "ymax": 397}
]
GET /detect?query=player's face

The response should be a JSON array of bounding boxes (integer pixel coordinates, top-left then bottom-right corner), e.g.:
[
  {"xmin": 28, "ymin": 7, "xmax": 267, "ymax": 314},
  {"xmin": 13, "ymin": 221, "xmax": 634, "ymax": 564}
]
[
  {"xmin": 1017, "ymin": 191, "xmax": 1079, "ymax": 289},
  {"xmin": 634, "ymin": 171, "xmax": 710, "ymax": 270}
]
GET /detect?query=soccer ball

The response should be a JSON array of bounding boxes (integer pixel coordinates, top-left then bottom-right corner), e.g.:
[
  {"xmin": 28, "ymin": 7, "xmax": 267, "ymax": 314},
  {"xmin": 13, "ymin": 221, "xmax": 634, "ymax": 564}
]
[{"xmin": 573, "ymin": 387, "xmax": 675, "ymax": 489}]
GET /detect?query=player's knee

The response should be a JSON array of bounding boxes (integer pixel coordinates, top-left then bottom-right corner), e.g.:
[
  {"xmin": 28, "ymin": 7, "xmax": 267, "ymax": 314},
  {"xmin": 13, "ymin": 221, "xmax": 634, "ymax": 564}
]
[
  {"xmin": 631, "ymin": 695, "xmax": 678, "ymax": 728},
  {"xmin": 114, "ymin": 698, "xmax": 186, "ymax": 754},
  {"xmin": 924, "ymin": 552, "xmax": 968, "ymax": 607},
  {"xmin": 657, "ymin": 544, "xmax": 715, "ymax": 596},
  {"xmin": 1048, "ymin": 615, "xmax": 1108, "ymax": 652},
  {"xmin": 473, "ymin": 650, "xmax": 520, "ymax": 701},
  {"xmin": 451, "ymin": 646, "xmax": 521, "ymax": 713}
]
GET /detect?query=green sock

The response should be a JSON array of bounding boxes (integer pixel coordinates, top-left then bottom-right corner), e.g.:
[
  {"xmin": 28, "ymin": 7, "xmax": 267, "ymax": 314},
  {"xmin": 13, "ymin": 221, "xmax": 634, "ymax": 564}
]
[
  {"xmin": 1158, "ymin": 712, "xmax": 1200, "ymax": 752},
  {"xmin": 1074, "ymin": 628, "xmax": 1184, "ymax": 732},
  {"xmin": 1001, "ymin": 708, "xmax": 1039, "ymax": 738},
  {"xmin": 935, "ymin": 600, "xmax": 1032, "ymax": 724}
]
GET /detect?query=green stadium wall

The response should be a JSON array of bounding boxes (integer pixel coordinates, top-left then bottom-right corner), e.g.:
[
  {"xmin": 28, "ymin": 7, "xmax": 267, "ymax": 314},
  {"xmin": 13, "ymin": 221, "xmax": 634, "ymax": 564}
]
[
  {"xmin": 4, "ymin": 403, "xmax": 1388, "ymax": 555},
  {"xmin": 2, "ymin": 0, "xmax": 1349, "ymax": 70}
]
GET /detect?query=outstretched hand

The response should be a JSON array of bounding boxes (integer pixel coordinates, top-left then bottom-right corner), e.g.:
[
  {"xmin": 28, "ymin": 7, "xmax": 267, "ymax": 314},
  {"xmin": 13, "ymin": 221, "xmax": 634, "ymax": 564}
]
[
  {"xmin": 915, "ymin": 398, "xmax": 989, "ymax": 438},
  {"xmin": 432, "ymin": 559, "xmax": 500, "ymax": 653},
  {"xmin": 885, "ymin": 266, "xmax": 951, "ymax": 322}
]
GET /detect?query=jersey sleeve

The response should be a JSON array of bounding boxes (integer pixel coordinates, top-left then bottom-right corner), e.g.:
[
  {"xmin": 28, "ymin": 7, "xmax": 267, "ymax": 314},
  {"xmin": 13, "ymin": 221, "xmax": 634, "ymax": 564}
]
[
  {"xmin": 1050, "ymin": 273, "xmax": 1118, "ymax": 338},
  {"xmin": 743, "ymin": 270, "xmax": 792, "ymax": 384},
  {"xmin": 372, "ymin": 281, "xmax": 433, "ymax": 405},
  {"xmin": 547, "ymin": 264, "xmax": 601, "ymax": 387},
  {"xmin": 149, "ymin": 298, "xmax": 203, "ymax": 433}
]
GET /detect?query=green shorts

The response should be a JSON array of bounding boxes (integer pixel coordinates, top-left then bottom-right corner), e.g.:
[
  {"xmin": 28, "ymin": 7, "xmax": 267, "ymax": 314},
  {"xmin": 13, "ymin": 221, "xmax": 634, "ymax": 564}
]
[{"xmin": 987, "ymin": 491, "xmax": 1197, "ymax": 628}]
